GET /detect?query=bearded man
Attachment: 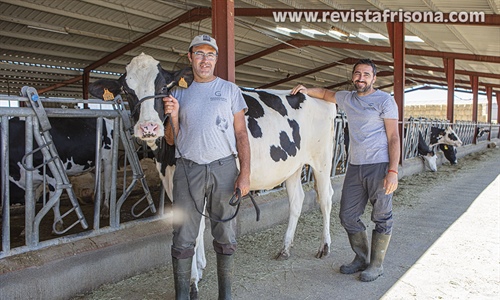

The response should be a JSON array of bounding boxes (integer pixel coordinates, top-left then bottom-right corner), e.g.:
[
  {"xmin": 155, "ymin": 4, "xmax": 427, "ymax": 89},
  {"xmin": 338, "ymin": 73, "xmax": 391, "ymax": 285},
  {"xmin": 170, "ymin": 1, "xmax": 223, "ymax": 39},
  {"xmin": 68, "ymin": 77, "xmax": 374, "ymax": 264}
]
[{"xmin": 291, "ymin": 59, "xmax": 400, "ymax": 282}]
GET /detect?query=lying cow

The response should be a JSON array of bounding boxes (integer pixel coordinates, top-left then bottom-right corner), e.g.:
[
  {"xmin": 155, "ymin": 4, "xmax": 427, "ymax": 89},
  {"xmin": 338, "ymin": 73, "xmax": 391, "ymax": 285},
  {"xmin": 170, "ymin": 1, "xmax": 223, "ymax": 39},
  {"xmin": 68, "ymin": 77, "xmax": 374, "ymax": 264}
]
[
  {"xmin": 1, "ymin": 117, "xmax": 113, "ymax": 233},
  {"xmin": 89, "ymin": 53, "xmax": 336, "ymax": 295}
]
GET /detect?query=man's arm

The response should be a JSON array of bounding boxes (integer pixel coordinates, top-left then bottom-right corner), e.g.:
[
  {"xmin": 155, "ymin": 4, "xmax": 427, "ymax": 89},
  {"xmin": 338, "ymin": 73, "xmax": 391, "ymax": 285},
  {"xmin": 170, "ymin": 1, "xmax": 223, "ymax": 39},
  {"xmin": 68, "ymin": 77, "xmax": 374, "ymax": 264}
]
[
  {"xmin": 233, "ymin": 109, "xmax": 251, "ymax": 196},
  {"xmin": 291, "ymin": 85, "xmax": 337, "ymax": 103},
  {"xmin": 384, "ymin": 118, "xmax": 400, "ymax": 195}
]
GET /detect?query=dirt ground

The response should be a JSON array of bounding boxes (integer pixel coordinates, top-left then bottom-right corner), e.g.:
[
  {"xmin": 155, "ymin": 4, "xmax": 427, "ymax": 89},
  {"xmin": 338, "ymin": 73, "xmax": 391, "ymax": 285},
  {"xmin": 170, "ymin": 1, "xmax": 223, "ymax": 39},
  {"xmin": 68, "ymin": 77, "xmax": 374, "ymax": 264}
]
[{"xmin": 71, "ymin": 146, "xmax": 500, "ymax": 300}]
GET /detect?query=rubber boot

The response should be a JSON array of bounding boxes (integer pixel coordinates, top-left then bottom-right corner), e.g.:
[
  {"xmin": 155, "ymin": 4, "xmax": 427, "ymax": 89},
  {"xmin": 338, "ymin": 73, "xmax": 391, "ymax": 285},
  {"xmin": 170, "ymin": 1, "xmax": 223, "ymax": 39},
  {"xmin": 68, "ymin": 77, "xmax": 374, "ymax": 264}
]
[
  {"xmin": 340, "ymin": 231, "xmax": 369, "ymax": 274},
  {"xmin": 360, "ymin": 230, "xmax": 391, "ymax": 282},
  {"xmin": 216, "ymin": 253, "xmax": 234, "ymax": 300},
  {"xmin": 172, "ymin": 256, "xmax": 192, "ymax": 300}
]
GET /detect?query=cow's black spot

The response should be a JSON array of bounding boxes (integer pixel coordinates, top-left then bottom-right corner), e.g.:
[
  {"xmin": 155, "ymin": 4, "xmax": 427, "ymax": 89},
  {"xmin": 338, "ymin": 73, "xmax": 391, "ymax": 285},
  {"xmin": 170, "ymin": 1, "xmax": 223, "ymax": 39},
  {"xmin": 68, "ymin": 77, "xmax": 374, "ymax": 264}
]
[
  {"xmin": 254, "ymin": 90, "xmax": 288, "ymax": 117},
  {"xmin": 279, "ymin": 131, "xmax": 297, "ymax": 157},
  {"xmin": 288, "ymin": 119, "xmax": 301, "ymax": 150},
  {"xmin": 66, "ymin": 162, "xmax": 73, "ymax": 170},
  {"xmin": 447, "ymin": 133, "xmax": 458, "ymax": 141},
  {"xmin": 270, "ymin": 145, "xmax": 288, "ymax": 162},
  {"xmin": 286, "ymin": 93, "xmax": 306, "ymax": 110},
  {"xmin": 243, "ymin": 94, "xmax": 265, "ymax": 119},
  {"xmin": 247, "ymin": 118, "xmax": 262, "ymax": 138}
]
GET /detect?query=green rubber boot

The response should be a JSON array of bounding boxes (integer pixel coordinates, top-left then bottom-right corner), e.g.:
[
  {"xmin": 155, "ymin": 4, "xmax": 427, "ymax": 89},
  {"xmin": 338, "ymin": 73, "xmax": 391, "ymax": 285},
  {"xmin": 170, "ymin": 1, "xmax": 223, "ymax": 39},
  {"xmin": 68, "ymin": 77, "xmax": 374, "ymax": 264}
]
[
  {"xmin": 172, "ymin": 256, "xmax": 192, "ymax": 299},
  {"xmin": 360, "ymin": 230, "xmax": 391, "ymax": 282},
  {"xmin": 340, "ymin": 231, "xmax": 369, "ymax": 274},
  {"xmin": 217, "ymin": 253, "xmax": 234, "ymax": 300}
]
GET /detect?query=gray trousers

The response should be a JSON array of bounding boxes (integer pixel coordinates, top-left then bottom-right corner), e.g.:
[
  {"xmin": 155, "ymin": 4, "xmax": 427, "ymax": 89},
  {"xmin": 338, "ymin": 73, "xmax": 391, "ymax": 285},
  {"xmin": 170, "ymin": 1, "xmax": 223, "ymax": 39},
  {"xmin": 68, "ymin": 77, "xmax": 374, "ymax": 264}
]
[
  {"xmin": 171, "ymin": 155, "xmax": 239, "ymax": 259},
  {"xmin": 339, "ymin": 163, "xmax": 393, "ymax": 235}
]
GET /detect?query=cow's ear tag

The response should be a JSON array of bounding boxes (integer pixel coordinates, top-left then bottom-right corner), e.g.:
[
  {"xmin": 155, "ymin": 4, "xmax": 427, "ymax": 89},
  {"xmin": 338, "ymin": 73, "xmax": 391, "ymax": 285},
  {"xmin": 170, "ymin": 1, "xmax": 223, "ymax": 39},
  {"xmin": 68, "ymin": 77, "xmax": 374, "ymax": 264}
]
[
  {"xmin": 178, "ymin": 77, "xmax": 188, "ymax": 88},
  {"xmin": 444, "ymin": 145, "xmax": 448, "ymax": 150},
  {"xmin": 102, "ymin": 88, "xmax": 115, "ymax": 101}
]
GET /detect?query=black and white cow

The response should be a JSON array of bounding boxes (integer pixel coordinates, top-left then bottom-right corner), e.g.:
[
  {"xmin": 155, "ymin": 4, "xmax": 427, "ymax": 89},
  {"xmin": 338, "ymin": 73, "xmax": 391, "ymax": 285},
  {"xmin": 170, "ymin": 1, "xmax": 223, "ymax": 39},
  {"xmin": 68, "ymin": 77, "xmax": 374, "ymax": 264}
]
[
  {"xmin": 89, "ymin": 53, "xmax": 336, "ymax": 294},
  {"xmin": 1, "ymin": 117, "xmax": 114, "ymax": 232},
  {"xmin": 439, "ymin": 143, "xmax": 457, "ymax": 165},
  {"xmin": 430, "ymin": 126, "xmax": 462, "ymax": 165},
  {"xmin": 417, "ymin": 131, "xmax": 437, "ymax": 172}
]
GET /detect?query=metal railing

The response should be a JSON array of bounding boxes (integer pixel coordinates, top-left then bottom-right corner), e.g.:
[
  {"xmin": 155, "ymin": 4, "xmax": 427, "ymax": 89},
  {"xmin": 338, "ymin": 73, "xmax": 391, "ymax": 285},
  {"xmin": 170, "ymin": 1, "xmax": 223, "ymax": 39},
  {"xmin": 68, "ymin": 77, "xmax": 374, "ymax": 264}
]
[{"xmin": 0, "ymin": 93, "xmax": 159, "ymax": 259}]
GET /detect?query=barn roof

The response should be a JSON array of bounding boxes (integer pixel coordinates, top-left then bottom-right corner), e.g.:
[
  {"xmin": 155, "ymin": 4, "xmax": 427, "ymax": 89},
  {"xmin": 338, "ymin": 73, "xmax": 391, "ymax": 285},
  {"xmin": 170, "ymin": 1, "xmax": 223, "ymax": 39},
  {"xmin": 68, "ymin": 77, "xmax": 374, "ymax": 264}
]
[{"xmin": 1, "ymin": 0, "xmax": 499, "ymax": 99}]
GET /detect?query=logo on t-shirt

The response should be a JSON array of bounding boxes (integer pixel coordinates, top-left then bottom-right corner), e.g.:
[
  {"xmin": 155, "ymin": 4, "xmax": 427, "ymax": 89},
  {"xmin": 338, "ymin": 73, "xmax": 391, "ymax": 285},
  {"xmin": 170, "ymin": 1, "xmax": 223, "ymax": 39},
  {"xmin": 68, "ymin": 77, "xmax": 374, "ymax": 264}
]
[{"xmin": 211, "ymin": 90, "xmax": 227, "ymax": 102}]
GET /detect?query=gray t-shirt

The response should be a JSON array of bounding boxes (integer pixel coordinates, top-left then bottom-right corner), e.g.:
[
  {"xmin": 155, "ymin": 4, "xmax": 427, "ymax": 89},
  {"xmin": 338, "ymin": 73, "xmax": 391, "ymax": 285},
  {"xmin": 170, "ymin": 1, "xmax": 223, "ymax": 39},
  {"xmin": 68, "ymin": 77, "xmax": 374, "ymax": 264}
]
[
  {"xmin": 171, "ymin": 77, "xmax": 247, "ymax": 164},
  {"xmin": 336, "ymin": 89, "xmax": 398, "ymax": 165}
]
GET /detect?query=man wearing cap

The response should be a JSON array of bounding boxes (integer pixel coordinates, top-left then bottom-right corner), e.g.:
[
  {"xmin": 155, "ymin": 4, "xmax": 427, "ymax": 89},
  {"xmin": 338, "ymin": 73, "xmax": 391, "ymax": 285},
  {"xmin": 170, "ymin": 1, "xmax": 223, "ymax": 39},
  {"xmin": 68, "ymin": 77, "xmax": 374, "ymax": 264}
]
[{"xmin": 164, "ymin": 34, "xmax": 250, "ymax": 299}]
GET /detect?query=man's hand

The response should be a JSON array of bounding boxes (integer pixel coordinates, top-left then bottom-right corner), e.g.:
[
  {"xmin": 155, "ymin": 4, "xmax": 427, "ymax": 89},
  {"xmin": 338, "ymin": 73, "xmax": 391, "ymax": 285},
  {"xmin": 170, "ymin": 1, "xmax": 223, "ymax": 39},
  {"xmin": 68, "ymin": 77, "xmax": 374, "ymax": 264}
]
[
  {"xmin": 383, "ymin": 172, "xmax": 398, "ymax": 195},
  {"xmin": 291, "ymin": 84, "xmax": 307, "ymax": 95},
  {"xmin": 163, "ymin": 95, "xmax": 179, "ymax": 117}
]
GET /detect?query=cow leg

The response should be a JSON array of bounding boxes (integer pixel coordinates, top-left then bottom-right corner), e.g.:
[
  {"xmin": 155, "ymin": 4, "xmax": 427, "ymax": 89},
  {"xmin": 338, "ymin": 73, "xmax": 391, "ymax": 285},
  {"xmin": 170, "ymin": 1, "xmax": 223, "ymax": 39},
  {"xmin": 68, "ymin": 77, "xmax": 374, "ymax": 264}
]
[
  {"xmin": 276, "ymin": 168, "xmax": 304, "ymax": 260},
  {"xmin": 310, "ymin": 166, "xmax": 334, "ymax": 258}
]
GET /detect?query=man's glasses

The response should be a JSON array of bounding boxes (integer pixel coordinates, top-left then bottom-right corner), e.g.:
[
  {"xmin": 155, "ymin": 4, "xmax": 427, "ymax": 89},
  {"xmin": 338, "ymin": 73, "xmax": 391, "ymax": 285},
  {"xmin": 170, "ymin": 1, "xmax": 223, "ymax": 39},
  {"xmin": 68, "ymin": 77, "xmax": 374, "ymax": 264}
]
[{"xmin": 192, "ymin": 51, "xmax": 217, "ymax": 61}]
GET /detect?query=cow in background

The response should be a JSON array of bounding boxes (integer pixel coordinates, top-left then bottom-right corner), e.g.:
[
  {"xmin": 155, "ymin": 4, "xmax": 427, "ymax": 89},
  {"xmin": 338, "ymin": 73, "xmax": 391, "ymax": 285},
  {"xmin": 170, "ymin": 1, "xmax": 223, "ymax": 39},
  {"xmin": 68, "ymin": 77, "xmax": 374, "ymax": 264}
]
[
  {"xmin": 1, "ymin": 117, "xmax": 114, "ymax": 233},
  {"xmin": 417, "ymin": 131, "xmax": 438, "ymax": 172},
  {"xmin": 90, "ymin": 53, "xmax": 336, "ymax": 297},
  {"xmin": 430, "ymin": 126, "xmax": 462, "ymax": 165},
  {"xmin": 439, "ymin": 144, "xmax": 458, "ymax": 165}
]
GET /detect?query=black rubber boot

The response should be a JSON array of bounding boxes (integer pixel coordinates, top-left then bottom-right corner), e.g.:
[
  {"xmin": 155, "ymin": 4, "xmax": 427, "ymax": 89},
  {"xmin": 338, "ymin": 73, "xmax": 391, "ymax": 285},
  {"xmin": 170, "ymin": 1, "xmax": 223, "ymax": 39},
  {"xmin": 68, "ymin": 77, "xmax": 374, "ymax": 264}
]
[
  {"xmin": 340, "ymin": 231, "xmax": 369, "ymax": 274},
  {"xmin": 172, "ymin": 256, "xmax": 192, "ymax": 300},
  {"xmin": 216, "ymin": 253, "xmax": 234, "ymax": 300},
  {"xmin": 360, "ymin": 230, "xmax": 391, "ymax": 282}
]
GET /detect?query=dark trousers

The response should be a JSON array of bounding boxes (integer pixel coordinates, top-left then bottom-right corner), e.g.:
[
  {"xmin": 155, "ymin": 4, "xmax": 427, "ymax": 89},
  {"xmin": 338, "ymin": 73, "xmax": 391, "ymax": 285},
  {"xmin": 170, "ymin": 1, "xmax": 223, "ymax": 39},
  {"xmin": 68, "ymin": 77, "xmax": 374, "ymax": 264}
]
[
  {"xmin": 339, "ymin": 163, "xmax": 393, "ymax": 235},
  {"xmin": 171, "ymin": 155, "xmax": 239, "ymax": 259}
]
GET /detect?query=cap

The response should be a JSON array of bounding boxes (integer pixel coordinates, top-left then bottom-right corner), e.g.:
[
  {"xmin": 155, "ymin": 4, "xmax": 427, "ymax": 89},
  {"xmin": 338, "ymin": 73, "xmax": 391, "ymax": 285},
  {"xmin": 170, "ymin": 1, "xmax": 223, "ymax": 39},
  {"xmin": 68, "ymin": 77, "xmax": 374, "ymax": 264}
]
[{"xmin": 189, "ymin": 34, "xmax": 218, "ymax": 53}]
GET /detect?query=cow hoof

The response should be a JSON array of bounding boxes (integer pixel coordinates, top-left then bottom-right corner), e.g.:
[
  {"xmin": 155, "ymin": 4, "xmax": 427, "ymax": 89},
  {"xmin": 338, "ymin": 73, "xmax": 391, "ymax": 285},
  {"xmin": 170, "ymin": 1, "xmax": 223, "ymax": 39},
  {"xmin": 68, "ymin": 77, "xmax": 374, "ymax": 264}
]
[
  {"xmin": 190, "ymin": 283, "xmax": 199, "ymax": 300},
  {"xmin": 315, "ymin": 244, "xmax": 330, "ymax": 259},
  {"xmin": 275, "ymin": 250, "xmax": 290, "ymax": 261}
]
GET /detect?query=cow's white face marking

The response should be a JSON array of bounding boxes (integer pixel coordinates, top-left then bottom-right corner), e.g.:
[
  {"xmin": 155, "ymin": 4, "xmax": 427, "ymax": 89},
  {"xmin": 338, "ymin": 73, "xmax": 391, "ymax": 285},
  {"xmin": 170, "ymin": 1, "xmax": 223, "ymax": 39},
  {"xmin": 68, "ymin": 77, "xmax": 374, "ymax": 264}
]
[
  {"xmin": 125, "ymin": 53, "xmax": 164, "ymax": 141},
  {"xmin": 422, "ymin": 153, "xmax": 437, "ymax": 172}
]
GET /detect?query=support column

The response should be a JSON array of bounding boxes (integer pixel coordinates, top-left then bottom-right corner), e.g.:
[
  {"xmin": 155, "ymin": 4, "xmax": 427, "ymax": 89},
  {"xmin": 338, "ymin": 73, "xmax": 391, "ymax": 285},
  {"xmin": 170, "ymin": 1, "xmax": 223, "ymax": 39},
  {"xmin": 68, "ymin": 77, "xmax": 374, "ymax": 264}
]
[
  {"xmin": 444, "ymin": 58, "xmax": 455, "ymax": 123},
  {"xmin": 212, "ymin": 0, "xmax": 235, "ymax": 82},
  {"xmin": 486, "ymin": 86, "xmax": 493, "ymax": 140},
  {"xmin": 388, "ymin": 22, "xmax": 405, "ymax": 164},
  {"xmin": 496, "ymin": 92, "xmax": 500, "ymax": 138},
  {"xmin": 471, "ymin": 75, "xmax": 479, "ymax": 144}
]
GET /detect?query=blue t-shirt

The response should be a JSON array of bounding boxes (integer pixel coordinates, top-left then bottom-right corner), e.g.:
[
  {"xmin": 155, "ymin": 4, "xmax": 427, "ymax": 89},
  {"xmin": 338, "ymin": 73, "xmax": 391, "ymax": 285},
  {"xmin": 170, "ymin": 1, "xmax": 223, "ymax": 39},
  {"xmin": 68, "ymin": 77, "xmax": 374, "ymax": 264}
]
[
  {"xmin": 171, "ymin": 77, "xmax": 247, "ymax": 164},
  {"xmin": 336, "ymin": 89, "xmax": 398, "ymax": 165}
]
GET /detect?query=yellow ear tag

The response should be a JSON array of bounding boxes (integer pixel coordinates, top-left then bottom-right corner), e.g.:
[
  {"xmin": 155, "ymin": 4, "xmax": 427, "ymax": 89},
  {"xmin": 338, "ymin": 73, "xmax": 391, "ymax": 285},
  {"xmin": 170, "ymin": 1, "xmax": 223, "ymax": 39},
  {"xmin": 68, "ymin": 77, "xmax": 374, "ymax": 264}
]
[
  {"xmin": 102, "ymin": 88, "xmax": 115, "ymax": 101},
  {"xmin": 444, "ymin": 145, "xmax": 448, "ymax": 150},
  {"xmin": 178, "ymin": 77, "xmax": 188, "ymax": 88}
]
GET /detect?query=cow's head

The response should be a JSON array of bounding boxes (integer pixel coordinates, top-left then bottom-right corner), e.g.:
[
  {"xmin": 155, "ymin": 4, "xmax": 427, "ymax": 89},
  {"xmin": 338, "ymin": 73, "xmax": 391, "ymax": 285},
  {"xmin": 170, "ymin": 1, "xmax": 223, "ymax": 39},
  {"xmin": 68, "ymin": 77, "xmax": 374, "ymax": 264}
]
[
  {"xmin": 422, "ymin": 152, "xmax": 438, "ymax": 172},
  {"xmin": 430, "ymin": 126, "xmax": 462, "ymax": 147},
  {"xmin": 439, "ymin": 144, "xmax": 458, "ymax": 165},
  {"xmin": 89, "ymin": 53, "xmax": 193, "ymax": 143}
]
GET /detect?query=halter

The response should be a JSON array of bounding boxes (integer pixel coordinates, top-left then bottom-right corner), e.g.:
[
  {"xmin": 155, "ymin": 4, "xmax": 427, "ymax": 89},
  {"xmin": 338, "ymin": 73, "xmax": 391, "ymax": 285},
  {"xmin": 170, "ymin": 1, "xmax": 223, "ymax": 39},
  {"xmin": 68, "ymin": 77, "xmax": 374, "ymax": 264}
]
[{"xmin": 130, "ymin": 81, "xmax": 176, "ymax": 120}]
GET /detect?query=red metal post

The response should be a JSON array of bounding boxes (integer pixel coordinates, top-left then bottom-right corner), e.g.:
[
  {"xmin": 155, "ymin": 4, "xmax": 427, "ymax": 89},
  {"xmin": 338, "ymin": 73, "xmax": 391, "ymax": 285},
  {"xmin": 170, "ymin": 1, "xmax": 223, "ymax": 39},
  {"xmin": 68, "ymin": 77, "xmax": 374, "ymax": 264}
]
[
  {"xmin": 212, "ymin": 0, "xmax": 235, "ymax": 82},
  {"xmin": 444, "ymin": 58, "xmax": 455, "ymax": 123},
  {"xmin": 390, "ymin": 22, "xmax": 405, "ymax": 164},
  {"xmin": 486, "ymin": 86, "xmax": 493, "ymax": 140},
  {"xmin": 471, "ymin": 75, "xmax": 479, "ymax": 143}
]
